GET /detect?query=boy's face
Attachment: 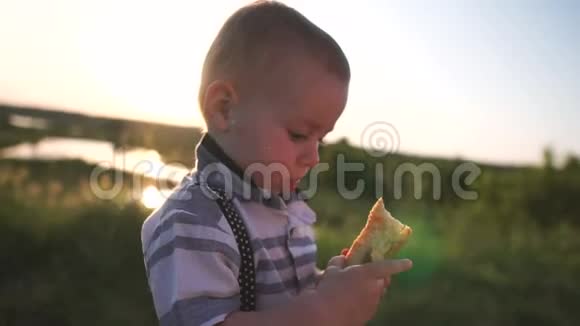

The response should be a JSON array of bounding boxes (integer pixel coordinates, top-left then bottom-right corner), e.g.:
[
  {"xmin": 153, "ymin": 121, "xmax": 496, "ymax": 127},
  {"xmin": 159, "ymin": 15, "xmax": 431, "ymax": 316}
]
[{"xmin": 226, "ymin": 53, "xmax": 348, "ymax": 195}]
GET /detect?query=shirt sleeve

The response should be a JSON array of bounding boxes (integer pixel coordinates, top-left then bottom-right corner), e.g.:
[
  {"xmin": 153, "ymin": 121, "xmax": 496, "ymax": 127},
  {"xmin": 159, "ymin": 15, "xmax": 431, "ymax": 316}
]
[{"xmin": 143, "ymin": 208, "xmax": 242, "ymax": 326}]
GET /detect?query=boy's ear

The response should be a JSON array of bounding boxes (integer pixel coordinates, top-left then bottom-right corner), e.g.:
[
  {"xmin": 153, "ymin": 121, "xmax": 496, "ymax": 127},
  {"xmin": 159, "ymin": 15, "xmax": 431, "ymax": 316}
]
[{"xmin": 202, "ymin": 80, "xmax": 239, "ymax": 132}]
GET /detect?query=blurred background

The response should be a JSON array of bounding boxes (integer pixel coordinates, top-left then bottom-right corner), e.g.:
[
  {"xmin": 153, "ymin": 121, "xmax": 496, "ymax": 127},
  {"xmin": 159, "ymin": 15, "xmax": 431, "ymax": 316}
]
[{"xmin": 1, "ymin": 0, "xmax": 579, "ymax": 325}]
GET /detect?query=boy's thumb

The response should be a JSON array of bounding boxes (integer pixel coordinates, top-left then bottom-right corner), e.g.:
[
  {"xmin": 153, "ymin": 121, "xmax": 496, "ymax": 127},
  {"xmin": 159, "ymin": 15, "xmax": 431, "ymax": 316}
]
[{"xmin": 366, "ymin": 259, "xmax": 413, "ymax": 278}]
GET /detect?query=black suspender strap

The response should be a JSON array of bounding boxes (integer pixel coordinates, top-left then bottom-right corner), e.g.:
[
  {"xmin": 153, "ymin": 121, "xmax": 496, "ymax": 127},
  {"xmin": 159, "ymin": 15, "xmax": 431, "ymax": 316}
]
[{"xmin": 207, "ymin": 186, "xmax": 257, "ymax": 311}]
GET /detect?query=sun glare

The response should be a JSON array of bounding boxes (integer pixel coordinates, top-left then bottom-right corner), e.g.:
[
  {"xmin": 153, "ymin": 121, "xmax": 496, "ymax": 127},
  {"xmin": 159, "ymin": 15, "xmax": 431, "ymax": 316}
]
[
  {"xmin": 75, "ymin": 1, "xmax": 229, "ymax": 126},
  {"xmin": 141, "ymin": 185, "xmax": 170, "ymax": 209}
]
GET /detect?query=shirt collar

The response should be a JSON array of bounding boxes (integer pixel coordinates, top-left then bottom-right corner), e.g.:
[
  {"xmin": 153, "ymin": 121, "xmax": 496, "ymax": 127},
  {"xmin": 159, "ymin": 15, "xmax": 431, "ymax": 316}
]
[{"xmin": 193, "ymin": 133, "xmax": 305, "ymax": 210}]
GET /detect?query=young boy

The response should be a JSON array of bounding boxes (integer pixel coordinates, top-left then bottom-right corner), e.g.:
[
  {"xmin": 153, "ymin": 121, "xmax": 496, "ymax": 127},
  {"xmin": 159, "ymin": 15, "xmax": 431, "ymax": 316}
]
[{"xmin": 141, "ymin": 1, "xmax": 412, "ymax": 325}]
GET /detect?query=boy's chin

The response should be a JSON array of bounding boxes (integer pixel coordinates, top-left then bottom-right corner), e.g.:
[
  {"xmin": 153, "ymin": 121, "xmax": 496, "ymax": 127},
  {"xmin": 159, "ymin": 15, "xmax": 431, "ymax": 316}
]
[
  {"xmin": 254, "ymin": 176, "xmax": 300, "ymax": 195},
  {"xmin": 254, "ymin": 179, "xmax": 298, "ymax": 197}
]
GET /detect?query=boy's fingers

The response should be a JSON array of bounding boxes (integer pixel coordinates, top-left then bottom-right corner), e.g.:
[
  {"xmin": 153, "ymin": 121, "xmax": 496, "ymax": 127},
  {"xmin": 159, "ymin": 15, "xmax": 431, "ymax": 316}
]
[
  {"xmin": 327, "ymin": 255, "xmax": 346, "ymax": 269},
  {"xmin": 322, "ymin": 255, "xmax": 346, "ymax": 277},
  {"xmin": 384, "ymin": 276, "xmax": 391, "ymax": 288},
  {"xmin": 365, "ymin": 259, "xmax": 413, "ymax": 278},
  {"xmin": 376, "ymin": 278, "xmax": 385, "ymax": 289},
  {"xmin": 341, "ymin": 248, "xmax": 349, "ymax": 256}
]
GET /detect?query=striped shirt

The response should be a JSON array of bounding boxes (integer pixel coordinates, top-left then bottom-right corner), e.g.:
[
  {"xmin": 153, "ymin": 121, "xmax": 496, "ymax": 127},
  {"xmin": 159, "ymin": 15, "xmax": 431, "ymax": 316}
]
[{"xmin": 141, "ymin": 135, "xmax": 319, "ymax": 326}]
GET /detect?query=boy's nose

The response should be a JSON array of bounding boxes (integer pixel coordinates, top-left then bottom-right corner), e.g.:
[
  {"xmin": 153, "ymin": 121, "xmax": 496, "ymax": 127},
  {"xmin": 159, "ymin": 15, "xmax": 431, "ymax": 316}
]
[{"xmin": 300, "ymin": 141, "xmax": 320, "ymax": 168}]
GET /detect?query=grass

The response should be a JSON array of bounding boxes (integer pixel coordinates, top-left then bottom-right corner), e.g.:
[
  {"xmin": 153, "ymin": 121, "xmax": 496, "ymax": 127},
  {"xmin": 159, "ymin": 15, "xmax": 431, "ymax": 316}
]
[{"xmin": 1, "ymin": 152, "xmax": 580, "ymax": 325}]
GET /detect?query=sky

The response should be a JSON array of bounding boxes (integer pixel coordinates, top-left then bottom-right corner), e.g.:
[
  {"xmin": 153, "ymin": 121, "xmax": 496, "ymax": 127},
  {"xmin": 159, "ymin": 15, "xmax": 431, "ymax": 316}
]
[{"xmin": 1, "ymin": 0, "xmax": 579, "ymax": 165}]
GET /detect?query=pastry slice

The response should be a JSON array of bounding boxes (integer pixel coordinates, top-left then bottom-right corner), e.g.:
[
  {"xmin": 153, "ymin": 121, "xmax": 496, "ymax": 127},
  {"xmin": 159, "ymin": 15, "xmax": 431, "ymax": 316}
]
[{"xmin": 345, "ymin": 198, "xmax": 412, "ymax": 265}]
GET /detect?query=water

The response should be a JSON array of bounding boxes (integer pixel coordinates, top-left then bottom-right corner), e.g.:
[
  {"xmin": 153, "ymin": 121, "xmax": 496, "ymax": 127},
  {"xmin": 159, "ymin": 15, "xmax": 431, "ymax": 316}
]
[{"xmin": 0, "ymin": 137, "xmax": 190, "ymax": 184}]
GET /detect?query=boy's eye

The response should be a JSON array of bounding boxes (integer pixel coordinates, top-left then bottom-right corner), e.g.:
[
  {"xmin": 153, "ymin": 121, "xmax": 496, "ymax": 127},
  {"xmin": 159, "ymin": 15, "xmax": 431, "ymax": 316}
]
[{"xmin": 288, "ymin": 131, "xmax": 308, "ymax": 142}]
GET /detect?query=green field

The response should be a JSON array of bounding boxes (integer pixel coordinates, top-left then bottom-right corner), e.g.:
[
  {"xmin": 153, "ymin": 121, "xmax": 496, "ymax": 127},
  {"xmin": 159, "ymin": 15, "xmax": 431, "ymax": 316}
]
[{"xmin": 1, "ymin": 106, "xmax": 579, "ymax": 325}]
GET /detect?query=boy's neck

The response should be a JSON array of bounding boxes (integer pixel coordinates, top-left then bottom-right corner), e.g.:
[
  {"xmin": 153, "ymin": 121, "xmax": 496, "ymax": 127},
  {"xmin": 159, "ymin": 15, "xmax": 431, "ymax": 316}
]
[
  {"xmin": 199, "ymin": 133, "xmax": 304, "ymax": 205},
  {"xmin": 200, "ymin": 133, "xmax": 247, "ymax": 182}
]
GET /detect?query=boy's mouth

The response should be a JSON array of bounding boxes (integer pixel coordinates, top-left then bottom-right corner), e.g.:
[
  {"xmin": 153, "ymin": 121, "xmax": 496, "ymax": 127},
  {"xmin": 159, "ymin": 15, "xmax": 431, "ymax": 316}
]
[{"xmin": 291, "ymin": 177, "xmax": 303, "ymax": 190}]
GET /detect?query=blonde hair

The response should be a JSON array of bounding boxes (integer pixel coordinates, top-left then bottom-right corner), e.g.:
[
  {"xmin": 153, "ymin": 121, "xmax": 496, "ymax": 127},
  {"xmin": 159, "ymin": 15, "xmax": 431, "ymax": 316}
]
[{"xmin": 199, "ymin": 0, "xmax": 350, "ymax": 107}]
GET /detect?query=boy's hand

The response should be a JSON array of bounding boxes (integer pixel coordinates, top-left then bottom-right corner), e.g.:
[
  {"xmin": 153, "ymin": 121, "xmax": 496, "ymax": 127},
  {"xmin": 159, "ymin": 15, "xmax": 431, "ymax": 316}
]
[
  {"xmin": 315, "ymin": 255, "xmax": 412, "ymax": 326},
  {"xmin": 340, "ymin": 247, "xmax": 392, "ymax": 288}
]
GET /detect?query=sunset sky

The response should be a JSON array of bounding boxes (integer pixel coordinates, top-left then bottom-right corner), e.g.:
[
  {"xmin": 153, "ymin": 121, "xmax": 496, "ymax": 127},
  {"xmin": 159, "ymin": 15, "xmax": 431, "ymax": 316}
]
[{"xmin": 1, "ymin": 0, "xmax": 579, "ymax": 165}]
